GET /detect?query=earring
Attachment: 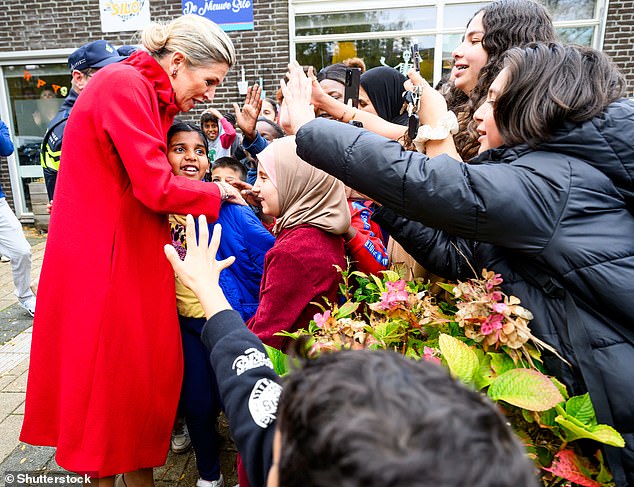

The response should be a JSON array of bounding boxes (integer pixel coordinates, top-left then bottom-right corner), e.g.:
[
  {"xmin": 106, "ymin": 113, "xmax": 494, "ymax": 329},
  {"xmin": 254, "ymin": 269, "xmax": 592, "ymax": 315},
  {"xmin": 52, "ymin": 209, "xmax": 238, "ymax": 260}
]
[{"xmin": 171, "ymin": 68, "xmax": 177, "ymax": 78}]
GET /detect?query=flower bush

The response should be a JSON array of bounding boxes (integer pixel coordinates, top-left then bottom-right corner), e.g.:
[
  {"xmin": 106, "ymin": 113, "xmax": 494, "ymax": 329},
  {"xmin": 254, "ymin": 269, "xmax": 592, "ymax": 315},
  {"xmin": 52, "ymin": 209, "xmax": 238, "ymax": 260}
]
[{"xmin": 270, "ymin": 266, "xmax": 625, "ymax": 486}]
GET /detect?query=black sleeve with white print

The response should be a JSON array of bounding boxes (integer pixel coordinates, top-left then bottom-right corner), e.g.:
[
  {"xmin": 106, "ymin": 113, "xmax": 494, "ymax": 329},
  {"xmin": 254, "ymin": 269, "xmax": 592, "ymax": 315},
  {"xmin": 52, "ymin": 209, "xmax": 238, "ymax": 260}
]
[{"xmin": 201, "ymin": 309, "xmax": 279, "ymax": 487}]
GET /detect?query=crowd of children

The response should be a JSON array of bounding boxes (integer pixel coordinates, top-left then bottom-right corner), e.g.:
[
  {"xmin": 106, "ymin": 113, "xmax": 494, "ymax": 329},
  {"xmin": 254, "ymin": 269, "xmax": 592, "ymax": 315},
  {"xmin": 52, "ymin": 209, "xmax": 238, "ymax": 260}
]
[{"xmin": 18, "ymin": 1, "xmax": 634, "ymax": 486}]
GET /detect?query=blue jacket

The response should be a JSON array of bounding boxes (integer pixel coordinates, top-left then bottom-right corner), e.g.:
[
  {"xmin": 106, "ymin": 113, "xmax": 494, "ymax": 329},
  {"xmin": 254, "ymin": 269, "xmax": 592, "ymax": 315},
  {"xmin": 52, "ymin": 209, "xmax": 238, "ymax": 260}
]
[
  {"xmin": 212, "ymin": 204, "xmax": 275, "ymax": 321},
  {"xmin": 0, "ymin": 120, "xmax": 14, "ymax": 198}
]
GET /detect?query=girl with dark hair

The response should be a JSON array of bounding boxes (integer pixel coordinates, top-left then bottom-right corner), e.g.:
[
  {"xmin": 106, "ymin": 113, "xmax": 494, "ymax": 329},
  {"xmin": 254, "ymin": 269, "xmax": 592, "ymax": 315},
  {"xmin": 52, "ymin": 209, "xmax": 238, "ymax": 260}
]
[
  {"xmin": 359, "ymin": 66, "xmax": 409, "ymax": 125},
  {"xmin": 285, "ymin": 43, "xmax": 634, "ymax": 485},
  {"xmin": 261, "ymin": 97, "xmax": 279, "ymax": 122},
  {"xmin": 449, "ymin": 0, "xmax": 556, "ymax": 159}
]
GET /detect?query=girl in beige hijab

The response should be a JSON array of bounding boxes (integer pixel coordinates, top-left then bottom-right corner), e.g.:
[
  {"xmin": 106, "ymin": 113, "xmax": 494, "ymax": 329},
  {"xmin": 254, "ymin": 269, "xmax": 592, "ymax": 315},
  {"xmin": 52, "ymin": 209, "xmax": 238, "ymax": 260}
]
[{"xmin": 248, "ymin": 136, "xmax": 350, "ymax": 351}]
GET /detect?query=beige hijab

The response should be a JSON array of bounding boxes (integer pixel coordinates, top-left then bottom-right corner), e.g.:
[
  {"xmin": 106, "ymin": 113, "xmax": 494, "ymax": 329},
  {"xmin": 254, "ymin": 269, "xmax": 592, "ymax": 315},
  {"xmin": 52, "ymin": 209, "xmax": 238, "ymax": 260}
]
[{"xmin": 258, "ymin": 136, "xmax": 350, "ymax": 236}]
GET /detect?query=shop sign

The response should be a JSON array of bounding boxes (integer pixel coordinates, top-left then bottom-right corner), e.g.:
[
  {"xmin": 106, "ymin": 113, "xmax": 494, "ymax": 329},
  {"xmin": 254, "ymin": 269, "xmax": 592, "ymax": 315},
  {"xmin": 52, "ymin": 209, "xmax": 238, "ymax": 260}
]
[
  {"xmin": 100, "ymin": 0, "xmax": 151, "ymax": 33},
  {"xmin": 182, "ymin": 0, "xmax": 254, "ymax": 31}
]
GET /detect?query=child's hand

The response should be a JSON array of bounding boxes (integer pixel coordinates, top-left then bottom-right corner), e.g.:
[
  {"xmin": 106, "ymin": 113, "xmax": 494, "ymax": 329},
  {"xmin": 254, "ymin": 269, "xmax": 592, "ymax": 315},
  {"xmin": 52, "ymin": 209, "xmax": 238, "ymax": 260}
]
[
  {"xmin": 203, "ymin": 107, "xmax": 224, "ymax": 120},
  {"xmin": 229, "ymin": 179, "xmax": 261, "ymax": 207},
  {"xmin": 164, "ymin": 215, "xmax": 235, "ymax": 319},
  {"xmin": 233, "ymin": 83, "xmax": 263, "ymax": 141},
  {"xmin": 279, "ymin": 61, "xmax": 315, "ymax": 135}
]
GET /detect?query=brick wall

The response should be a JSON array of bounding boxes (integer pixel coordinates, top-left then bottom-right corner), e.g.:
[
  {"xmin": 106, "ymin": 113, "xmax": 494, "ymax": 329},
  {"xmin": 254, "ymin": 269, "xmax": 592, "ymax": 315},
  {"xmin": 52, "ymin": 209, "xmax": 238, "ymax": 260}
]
[
  {"xmin": 604, "ymin": 0, "xmax": 634, "ymax": 95},
  {"xmin": 1, "ymin": 0, "xmax": 289, "ymax": 113},
  {"xmin": 1, "ymin": 0, "xmax": 290, "ymax": 208}
]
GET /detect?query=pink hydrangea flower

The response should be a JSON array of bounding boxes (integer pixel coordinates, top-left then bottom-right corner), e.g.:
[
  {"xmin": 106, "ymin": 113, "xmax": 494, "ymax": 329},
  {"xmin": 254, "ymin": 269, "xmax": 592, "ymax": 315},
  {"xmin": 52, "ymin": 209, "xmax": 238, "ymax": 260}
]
[
  {"xmin": 481, "ymin": 313, "xmax": 504, "ymax": 335},
  {"xmin": 313, "ymin": 310, "xmax": 331, "ymax": 328},
  {"xmin": 377, "ymin": 282, "xmax": 409, "ymax": 310},
  {"xmin": 492, "ymin": 302, "xmax": 508, "ymax": 313},
  {"xmin": 423, "ymin": 346, "xmax": 441, "ymax": 365},
  {"xmin": 489, "ymin": 291, "xmax": 503, "ymax": 302}
]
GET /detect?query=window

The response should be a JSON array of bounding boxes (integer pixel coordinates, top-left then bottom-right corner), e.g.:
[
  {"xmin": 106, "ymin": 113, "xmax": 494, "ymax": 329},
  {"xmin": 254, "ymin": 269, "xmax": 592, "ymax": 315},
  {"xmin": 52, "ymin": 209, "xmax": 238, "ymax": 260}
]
[
  {"xmin": 1, "ymin": 62, "xmax": 70, "ymax": 215},
  {"xmin": 290, "ymin": 0, "xmax": 606, "ymax": 86}
]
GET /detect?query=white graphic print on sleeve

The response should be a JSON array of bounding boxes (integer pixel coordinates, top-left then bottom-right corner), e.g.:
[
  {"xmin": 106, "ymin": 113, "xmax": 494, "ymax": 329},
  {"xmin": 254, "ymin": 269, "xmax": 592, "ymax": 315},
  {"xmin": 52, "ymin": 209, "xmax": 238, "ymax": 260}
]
[
  {"xmin": 232, "ymin": 347, "xmax": 274, "ymax": 376},
  {"xmin": 248, "ymin": 378, "xmax": 282, "ymax": 428}
]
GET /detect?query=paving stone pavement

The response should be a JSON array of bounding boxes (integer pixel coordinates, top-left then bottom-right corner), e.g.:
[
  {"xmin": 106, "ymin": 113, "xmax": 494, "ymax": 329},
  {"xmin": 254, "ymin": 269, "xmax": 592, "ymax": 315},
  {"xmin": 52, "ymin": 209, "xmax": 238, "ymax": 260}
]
[{"xmin": 0, "ymin": 228, "xmax": 238, "ymax": 486}]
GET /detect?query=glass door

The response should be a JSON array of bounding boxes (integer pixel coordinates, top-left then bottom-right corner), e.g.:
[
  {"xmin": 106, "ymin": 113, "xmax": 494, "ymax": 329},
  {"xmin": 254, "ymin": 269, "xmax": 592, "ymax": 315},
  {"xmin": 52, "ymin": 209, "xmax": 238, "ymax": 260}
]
[{"xmin": 2, "ymin": 62, "xmax": 69, "ymax": 214}]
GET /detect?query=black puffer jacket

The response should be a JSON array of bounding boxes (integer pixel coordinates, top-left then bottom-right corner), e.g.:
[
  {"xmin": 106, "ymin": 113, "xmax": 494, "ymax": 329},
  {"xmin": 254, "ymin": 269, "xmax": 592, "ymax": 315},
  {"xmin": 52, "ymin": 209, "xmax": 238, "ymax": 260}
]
[{"xmin": 295, "ymin": 100, "xmax": 634, "ymax": 484}]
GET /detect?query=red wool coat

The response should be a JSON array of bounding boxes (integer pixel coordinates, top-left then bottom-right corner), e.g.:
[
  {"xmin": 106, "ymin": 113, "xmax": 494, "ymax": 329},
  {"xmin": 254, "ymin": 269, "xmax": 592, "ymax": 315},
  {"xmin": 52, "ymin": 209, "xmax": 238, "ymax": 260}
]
[{"xmin": 20, "ymin": 51, "xmax": 222, "ymax": 476}]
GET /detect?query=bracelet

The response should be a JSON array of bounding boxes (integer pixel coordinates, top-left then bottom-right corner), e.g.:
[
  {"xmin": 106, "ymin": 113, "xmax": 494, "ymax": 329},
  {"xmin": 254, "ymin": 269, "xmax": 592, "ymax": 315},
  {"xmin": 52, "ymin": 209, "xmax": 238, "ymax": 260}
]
[
  {"xmin": 337, "ymin": 107, "xmax": 357, "ymax": 123},
  {"xmin": 412, "ymin": 111, "xmax": 459, "ymax": 152},
  {"xmin": 216, "ymin": 182, "xmax": 229, "ymax": 201}
]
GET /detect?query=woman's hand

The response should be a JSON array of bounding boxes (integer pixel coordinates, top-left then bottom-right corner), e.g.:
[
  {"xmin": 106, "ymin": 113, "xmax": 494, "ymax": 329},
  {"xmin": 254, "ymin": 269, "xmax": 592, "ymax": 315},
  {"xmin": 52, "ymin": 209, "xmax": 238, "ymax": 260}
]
[
  {"xmin": 233, "ymin": 83, "xmax": 262, "ymax": 141},
  {"xmin": 215, "ymin": 181, "xmax": 247, "ymax": 206},
  {"xmin": 164, "ymin": 215, "xmax": 235, "ymax": 319},
  {"xmin": 279, "ymin": 61, "xmax": 315, "ymax": 135},
  {"xmin": 227, "ymin": 179, "xmax": 261, "ymax": 207}
]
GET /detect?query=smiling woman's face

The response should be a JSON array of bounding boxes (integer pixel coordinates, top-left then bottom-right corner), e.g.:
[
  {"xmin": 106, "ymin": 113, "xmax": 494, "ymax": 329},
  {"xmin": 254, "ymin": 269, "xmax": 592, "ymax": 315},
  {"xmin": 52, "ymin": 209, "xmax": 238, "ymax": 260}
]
[
  {"xmin": 170, "ymin": 59, "xmax": 229, "ymax": 112},
  {"xmin": 451, "ymin": 12, "xmax": 488, "ymax": 94}
]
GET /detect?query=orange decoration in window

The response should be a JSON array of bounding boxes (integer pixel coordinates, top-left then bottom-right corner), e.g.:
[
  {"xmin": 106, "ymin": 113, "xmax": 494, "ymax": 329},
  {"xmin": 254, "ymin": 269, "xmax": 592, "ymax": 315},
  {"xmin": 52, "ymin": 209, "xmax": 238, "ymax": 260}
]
[
  {"xmin": 51, "ymin": 84, "xmax": 61, "ymax": 94},
  {"xmin": 37, "ymin": 79, "xmax": 47, "ymax": 88},
  {"xmin": 23, "ymin": 70, "xmax": 32, "ymax": 81}
]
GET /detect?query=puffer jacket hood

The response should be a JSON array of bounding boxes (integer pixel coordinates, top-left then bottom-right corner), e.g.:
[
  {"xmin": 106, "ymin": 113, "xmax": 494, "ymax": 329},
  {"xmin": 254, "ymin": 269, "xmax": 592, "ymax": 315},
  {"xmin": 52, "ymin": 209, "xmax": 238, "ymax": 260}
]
[{"xmin": 538, "ymin": 98, "xmax": 634, "ymax": 212}]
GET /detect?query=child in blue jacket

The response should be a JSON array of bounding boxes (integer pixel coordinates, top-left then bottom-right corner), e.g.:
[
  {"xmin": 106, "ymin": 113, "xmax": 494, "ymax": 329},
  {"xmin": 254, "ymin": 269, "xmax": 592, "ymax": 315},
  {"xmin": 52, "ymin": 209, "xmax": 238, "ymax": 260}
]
[{"xmin": 167, "ymin": 122, "xmax": 274, "ymax": 487}]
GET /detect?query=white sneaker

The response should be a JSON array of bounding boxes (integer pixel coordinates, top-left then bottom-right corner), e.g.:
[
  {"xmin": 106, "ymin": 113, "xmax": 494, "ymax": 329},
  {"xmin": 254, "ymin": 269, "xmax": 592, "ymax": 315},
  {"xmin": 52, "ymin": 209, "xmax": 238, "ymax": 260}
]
[
  {"xmin": 170, "ymin": 418, "xmax": 192, "ymax": 453},
  {"xmin": 1, "ymin": 255, "xmax": 10, "ymax": 263},
  {"xmin": 18, "ymin": 296, "xmax": 36, "ymax": 317},
  {"xmin": 196, "ymin": 475, "xmax": 224, "ymax": 487}
]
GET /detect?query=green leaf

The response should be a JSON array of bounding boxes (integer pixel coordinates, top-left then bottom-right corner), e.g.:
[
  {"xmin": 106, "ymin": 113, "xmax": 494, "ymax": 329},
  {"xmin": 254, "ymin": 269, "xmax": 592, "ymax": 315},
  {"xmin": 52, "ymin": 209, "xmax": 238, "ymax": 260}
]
[
  {"xmin": 555, "ymin": 416, "xmax": 625, "ymax": 447},
  {"xmin": 264, "ymin": 345, "xmax": 289, "ymax": 376},
  {"xmin": 370, "ymin": 274, "xmax": 386, "ymax": 293},
  {"xmin": 473, "ymin": 351, "xmax": 494, "ymax": 390},
  {"xmin": 488, "ymin": 352, "xmax": 516, "ymax": 376},
  {"xmin": 550, "ymin": 376, "xmax": 570, "ymax": 401},
  {"xmin": 488, "ymin": 368, "xmax": 564, "ymax": 411},
  {"xmin": 438, "ymin": 334, "xmax": 479, "ymax": 384},
  {"xmin": 381, "ymin": 270, "xmax": 402, "ymax": 282},
  {"xmin": 436, "ymin": 282, "xmax": 457, "ymax": 294},
  {"xmin": 536, "ymin": 407, "xmax": 558, "ymax": 428},
  {"xmin": 335, "ymin": 301, "xmax": 359, "ymax": 319},
  {"xmin": 565, "ymin": 393, "xmax": 596, "ymax": 426}
]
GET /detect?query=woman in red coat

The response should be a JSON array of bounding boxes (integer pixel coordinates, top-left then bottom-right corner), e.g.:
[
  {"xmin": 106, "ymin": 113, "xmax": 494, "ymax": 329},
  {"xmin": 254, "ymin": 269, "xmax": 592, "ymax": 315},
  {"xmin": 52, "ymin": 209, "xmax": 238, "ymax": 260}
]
[{"xmin": 20, "ymin": 15, "xmax": 239, "ymax": 486}]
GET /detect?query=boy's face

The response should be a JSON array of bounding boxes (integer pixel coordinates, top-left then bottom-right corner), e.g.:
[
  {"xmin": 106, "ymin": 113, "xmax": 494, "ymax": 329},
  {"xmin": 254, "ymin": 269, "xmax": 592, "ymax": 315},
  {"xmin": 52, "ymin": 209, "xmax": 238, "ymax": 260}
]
[
  {"xmin": 256, "ymin": 121, "xmax": 281, "ymax": 143},
  {"xmin": 203, "ymin": 119, "xmax": 219, "ymax": 141},
  {"xmin": 211, "ymin": 166, "xmax": 243, "ymax": 184},
  {"xmin": 167, "ymin": 131, "xmax": 209, "ymax": 181}
]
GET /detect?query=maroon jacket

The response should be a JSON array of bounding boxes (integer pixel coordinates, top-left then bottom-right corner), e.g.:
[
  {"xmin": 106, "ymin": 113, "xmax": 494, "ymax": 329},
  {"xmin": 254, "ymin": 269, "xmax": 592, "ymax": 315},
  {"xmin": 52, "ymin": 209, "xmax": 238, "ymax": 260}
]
[{"xmin": 247, "ymin": 224, "xmax": 346, "ymax": 351}]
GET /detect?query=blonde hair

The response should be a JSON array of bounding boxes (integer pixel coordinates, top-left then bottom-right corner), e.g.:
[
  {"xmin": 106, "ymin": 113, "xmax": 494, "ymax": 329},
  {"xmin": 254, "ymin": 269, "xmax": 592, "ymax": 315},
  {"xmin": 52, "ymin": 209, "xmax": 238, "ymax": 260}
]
[{"xmin": 141, "ymin": 14, "xmax": 236, "ymax": 68}]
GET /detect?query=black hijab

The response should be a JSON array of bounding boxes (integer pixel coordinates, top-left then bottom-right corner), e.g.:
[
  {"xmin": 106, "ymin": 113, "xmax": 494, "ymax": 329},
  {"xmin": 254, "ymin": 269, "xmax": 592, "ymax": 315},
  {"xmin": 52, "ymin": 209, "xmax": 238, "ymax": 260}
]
[{"xmin": 360, "ymin": 66, "xmax": 409, "ymax": 126}]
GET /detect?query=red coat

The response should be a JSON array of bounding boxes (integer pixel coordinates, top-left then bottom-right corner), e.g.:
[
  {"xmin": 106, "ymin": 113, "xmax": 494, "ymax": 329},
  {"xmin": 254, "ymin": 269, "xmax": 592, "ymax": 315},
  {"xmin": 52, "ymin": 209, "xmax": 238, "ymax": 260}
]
[{"xmin": 20, "ymin": 51, "xmax": 222, "ymax": 476}]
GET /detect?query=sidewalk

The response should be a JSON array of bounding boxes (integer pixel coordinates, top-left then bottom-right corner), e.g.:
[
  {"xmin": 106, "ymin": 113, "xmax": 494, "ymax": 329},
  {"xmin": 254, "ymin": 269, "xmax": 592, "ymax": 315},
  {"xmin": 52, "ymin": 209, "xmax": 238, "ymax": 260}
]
[{"xmin": 0, "ymin": 228, "xmax": 238, "ymax": 486}]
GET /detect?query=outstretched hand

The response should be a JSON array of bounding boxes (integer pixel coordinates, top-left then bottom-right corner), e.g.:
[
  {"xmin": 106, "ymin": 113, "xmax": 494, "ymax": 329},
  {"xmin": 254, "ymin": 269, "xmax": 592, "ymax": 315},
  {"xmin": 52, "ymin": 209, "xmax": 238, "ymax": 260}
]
[
  {"xmin": 233, "ymin": 83, "xmax": 263, "ymax": 141},
  {"xmin": 164, "ymin": 215, "xmax": 235, "ymax": 319},
  {"xmin": 279, "ymin": 61, "xmax": 315, "ymax": 135}
]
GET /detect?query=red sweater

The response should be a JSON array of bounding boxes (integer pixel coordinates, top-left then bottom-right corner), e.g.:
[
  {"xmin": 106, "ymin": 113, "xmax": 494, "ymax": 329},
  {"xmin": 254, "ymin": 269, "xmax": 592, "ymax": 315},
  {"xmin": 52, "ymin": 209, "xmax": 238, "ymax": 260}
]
[{"xmin": 247, "ymin": 224, "xmax": 346, "ymax": 351}]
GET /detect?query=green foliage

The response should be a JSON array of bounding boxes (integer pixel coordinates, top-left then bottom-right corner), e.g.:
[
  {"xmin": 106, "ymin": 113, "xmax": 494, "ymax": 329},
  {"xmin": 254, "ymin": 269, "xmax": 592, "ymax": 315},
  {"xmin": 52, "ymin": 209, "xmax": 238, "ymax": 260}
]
[
  {"xmin": 283, "ymin": 265, "xmax": 625, "ymax": 485},
  {"xmin": 264, "ymin": 344, "xmax": 289, "ymax": 376},
  {"xmin": 487, "ymin": 369, "xmax": 564, "ymax": 411},
  {"xmin": 438, "ymin": 333, "xmax": 479, "ymax": 384}
]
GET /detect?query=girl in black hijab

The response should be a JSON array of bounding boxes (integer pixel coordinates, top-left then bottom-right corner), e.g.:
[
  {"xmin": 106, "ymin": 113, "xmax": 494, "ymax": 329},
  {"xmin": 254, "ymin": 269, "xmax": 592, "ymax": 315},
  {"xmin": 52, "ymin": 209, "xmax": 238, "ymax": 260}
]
[{"xmin": 359, "ymin": 66, "xmax": 408, "ymax": 125}]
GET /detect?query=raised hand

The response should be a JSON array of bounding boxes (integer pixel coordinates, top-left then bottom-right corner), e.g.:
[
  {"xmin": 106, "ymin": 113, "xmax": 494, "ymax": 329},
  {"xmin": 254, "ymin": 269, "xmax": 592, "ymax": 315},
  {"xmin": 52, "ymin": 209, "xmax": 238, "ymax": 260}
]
[
  {"xmin": 279, "ymin": 61, "xmax": 315, "ymax": 135},
  {"xmin": 233, "ymin": 83, "xmax": 263, "ymax": 141}
]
